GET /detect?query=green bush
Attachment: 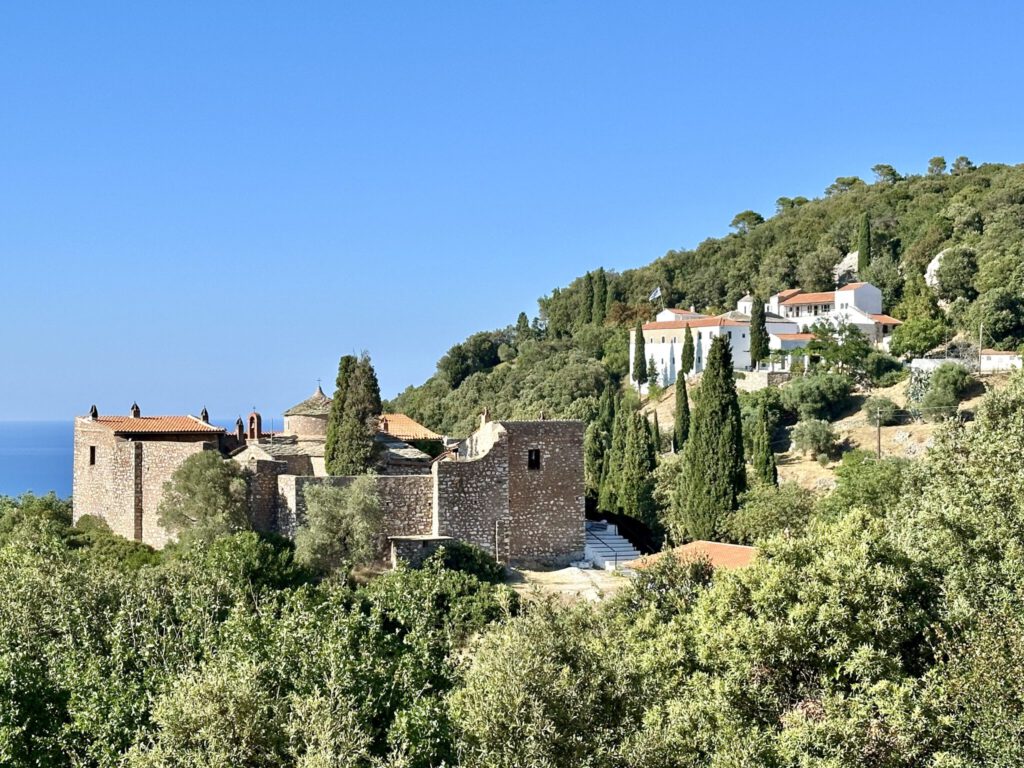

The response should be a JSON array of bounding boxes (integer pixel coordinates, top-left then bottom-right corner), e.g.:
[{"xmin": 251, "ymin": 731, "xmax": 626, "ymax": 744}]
[
  {"xmin": 792, "ymin": 419, "xmax": 839, "ymax": 459},
  {"xmin": 431, "ymin": 542, "xmax": 506, "ymax": 584},
  {"xmin": 726, "ymin": 482, "xmax": 817, "ymax": 545},
  {"xmin": 863, "ymin": 351, "xmax": 906, "ymax": 386},
  {"xmin": 921, "ymin": 363, "xmax": 974, "ymax": 421},
  {"xmin": 780, "ymin": 373, "xmax": 854, "ymax": 420},
  {"xmin": 864, "ymin": 396, "xmax": 900, "ymax": 426}
]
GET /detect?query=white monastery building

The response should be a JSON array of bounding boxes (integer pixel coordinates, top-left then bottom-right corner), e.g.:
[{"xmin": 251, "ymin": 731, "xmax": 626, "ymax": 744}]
[{"xmin": 630, "ymin": 281, "xmax": 902, "ymax": 391}]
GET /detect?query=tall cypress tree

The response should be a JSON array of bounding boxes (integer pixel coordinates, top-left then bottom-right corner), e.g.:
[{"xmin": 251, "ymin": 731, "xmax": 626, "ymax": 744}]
[
  {"xmin": 647, "ymin": 355, "xmax": 659, "ymax": 388},
  {"xmin": 674, "ymin": 374, "xmax": 690, "ymax": 451},
  {"xmin": 680, "ymin": 324, "xmax": 695, "ymax": 376},
  {"xmin": 858, "ymin": 212, "xmax": 872, "ymax": 273},
  {"xmin": 325, "ymin": 355, "xmax": 357, "ymax": 475},
  {"xmin": 620, "ymin": 413, "xmax": 656, "ymax": 527},
  {"xmin": 749, "ymin": 296, "xmax": 770, "ymax": 368},
  {"xmin": 581, "ymin": 272, "xmax": 594, "ymax": 325},
  {"xmin": 651, "ymin": 412, "xmax": 662, "ymax": 455},
  {"xmin": 331, "ymin": 353, "xmax": 383, "ymax": 475},
  {"xmin": 632, "ymin": 320, "xmax": 647, "ymax": 388},
  {"xmin": 583, "ymin": 421, "xmax": 605, "ymax": 497},
  {"xmin": 599, "ymin": 405, "xmax": 630, "ymax": 513},
  {"xmin": 751, "ymin": 402, "xmax": 778, "ymax": 486},
  {"xmin": 593, "ymin": 268, "xmax": 607, "ymax": 325},
  {"xmin": 675, "ymin": 336, "xmax": 745, "ymax": 541}
]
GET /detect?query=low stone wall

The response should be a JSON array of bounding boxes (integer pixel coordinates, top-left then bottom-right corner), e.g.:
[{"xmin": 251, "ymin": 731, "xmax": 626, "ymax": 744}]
[
  {"xmin": 276, "ymin": 473, "xmax": 434, "ymax": 541},
  {"xmin": 735, "ymin": 370, "xmax": 792, "ymax": 392}
]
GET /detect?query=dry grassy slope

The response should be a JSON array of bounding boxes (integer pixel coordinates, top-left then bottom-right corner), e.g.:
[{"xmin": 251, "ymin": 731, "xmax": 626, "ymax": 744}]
[{"xmin": 641, "ymin": 372, "xmax": 1011, "ymax": 492}]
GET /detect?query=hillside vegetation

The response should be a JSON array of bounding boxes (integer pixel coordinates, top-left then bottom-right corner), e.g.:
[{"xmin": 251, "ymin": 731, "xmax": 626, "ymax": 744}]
[{"xmin": 388, "ymin": 158, "xmax": 1024, "ymax": 436}]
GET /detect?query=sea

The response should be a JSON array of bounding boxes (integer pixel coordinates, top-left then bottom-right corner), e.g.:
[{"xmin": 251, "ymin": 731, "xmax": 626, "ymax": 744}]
[{"xmin": 0, "ymin": 421, "xmax": 74, "ymax": 498}]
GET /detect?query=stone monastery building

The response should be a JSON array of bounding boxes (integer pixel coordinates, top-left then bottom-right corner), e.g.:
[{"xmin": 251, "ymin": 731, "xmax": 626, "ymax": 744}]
[
  {"xmin": 630, "ymin": 281, "xmax": 902, "ymax": 392},
  {"xmin": 73, "ymin": 390, "xmax": 585, "ymax": 564}
]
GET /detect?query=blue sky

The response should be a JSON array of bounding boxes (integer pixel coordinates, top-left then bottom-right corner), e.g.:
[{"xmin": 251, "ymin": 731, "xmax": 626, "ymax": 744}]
[{"xmin": 2, "ymin": 2, "xmax": 1022, "ymax": 421}]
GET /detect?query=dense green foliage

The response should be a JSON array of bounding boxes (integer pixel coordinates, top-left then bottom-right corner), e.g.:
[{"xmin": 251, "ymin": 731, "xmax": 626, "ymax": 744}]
[
  {"xmin": 673, "ymin": 374, "xmax": 690, "ymax": 451},
  {"xmin": 779, "ymin": 372, "xmax": 854, "ymax": 420},
  {"xmin": 156, "ymin": 451, "xmax": 251, "ymax": 545},
  {"xmin": 748, "ymin": 296, "xmax": 769, "ymax": 366},
  {"xmin": 390, "ymin": 160, "xmax": 1024, "ymax": 437},
  {"xmin": 750, "ymin": 400, "xmax": 778, "ymax": 486},
  {"xmin": 295, "ymin": 475, "xmax": 383, "ymax": 574},
  {"xmin": 326, "ymin": 353, "xmax": 383, "ymax": 475},
  {"xmin": 792, "ymin": 418, "xmax": 839, "ymax": 459},
  {"xmin": 672, "ymin": 336, "xmax": 745, "ymax": 541}
]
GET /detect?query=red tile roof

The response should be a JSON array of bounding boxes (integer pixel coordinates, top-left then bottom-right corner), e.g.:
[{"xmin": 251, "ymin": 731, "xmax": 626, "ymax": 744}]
[
  {"xmin": 662, "ymin": 308, "xmax": 706, "ymax": 318},
  {"xmin": 628, "ymin": 540, "xmax": 757, "ymax": 571},
  {"xmin": 837, "ymin": 282, "xmax": 867, "ymax": 291},
  {"xmin": 378, "ymin": 413, "xmax": 442, "ymax": 441},
  {"xmin": 776, "ymin": 288, "xmax": 803, "ymax": 300},
  {"xmin": 774, "ymin": 332, "xmax": 816, "ymax": 341},
  {"xmin": 868, "ymin": 313, "xmax": 902, "ymax": 325},
  {"xmin": 642, "ymin": 317, "xmax": 748, "ymax": 331},
  {"xmin": 982, "ymin": 348, "xmax": 1020, "ymax": 356},
  {"xmin": 92, "ymin": 416, "xmax": 224, "ymax": 435},
  {"xmin": 780, "ymin": 290, "xmax": 836, "ymax": 306}
]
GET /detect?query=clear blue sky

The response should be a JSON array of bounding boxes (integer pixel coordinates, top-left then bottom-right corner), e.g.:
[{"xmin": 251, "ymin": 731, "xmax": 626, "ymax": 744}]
[{"xmin": 2, "ymin": 2, "xmax": 1022, "ymax": 421}]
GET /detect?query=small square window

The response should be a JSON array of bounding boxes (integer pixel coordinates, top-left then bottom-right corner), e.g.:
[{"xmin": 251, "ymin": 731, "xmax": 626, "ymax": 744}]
[
  {"xmin": 89, "ymin": 446, "xmax": 97, "ymax": 465},
  {"xmin": 527, "ymin": 449, "xmax": 541, "ymax": 470}
]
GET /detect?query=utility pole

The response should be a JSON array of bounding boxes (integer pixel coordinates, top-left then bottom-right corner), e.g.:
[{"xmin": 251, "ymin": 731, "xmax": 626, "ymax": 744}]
[{"xmin": 978, "ymin": 322, "xmax": 984, "ymax": 375}]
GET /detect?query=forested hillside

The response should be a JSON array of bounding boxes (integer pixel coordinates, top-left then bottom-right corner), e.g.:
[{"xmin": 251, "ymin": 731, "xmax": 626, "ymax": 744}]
[{"xmin": 388, "ymin": 158, "xmax": 1024, "ymax": 436}]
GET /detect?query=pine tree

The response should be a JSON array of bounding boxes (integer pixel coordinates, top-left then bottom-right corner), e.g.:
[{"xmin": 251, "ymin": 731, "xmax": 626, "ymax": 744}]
[
  {"xmin": 581, "ymin": 272, "xmax": 594, "ymax": 325},
  {"xmin": 858, "ymin": 212, "xmax": 872, "ymax": 273},
  {"xmin": 599, "ymin": 405, "xmax": 630, "ymax": 513},
  {"xmin": 749, "ymin": 297, "xmax": 769, "ymax": 367},
  {"xmin": 675, "ymin": 336, "xmax": 745, "ymax": 541},
  {"xmin": 632, "ymin": 321, "xmax": 647, "ymax": 388},
  {"xmin": 647, "ymin": 355, "xmax": 659, "ymax": 387},
  {"xmin": 593, "ymin": 268, "xmax": 607, "ymax": 325},
  {"xmin": 325, "ymin": 355, "xmax": 357, "ymax": 474},
  {"xmin": 620, "ymin": 413, "xmax": 656, "ymax": 527},
  {"xmin": 329, "ymin": 353, "xmax": 383, "ymax": 475},
  {"xmin": 515, "ymin": 312, "xmax": 532, "ymax": 344},
  {"xmin": 751, "ymin": 402, "xmax": 778, "ymax": 486},
  {"xmin": 651, "ymin": 412, "xmax": 662, "ymax": 455},
  {"xmin": 674, "ymin": 374, "xmax": 690, "ymax": 451},
  {"xmin": 680, "ymin": 324, "xmax": 695, "ymax": 376}
]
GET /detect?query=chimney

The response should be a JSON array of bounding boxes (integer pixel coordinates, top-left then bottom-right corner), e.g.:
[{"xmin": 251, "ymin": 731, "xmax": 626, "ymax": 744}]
[
  {"xmin": 235, "ymin": 417, "xmax": 245, "ymax": 442},
  {"xmin": 130, "ymin": 402, "xmax": 141, "ymax": 418},
  {"xmin": 200, "ymin": 407, "xmax": 209, "ymax": 423},
  {"xmin": 89, "ymin": 404, "xmax": 98, "ymax": 420}
]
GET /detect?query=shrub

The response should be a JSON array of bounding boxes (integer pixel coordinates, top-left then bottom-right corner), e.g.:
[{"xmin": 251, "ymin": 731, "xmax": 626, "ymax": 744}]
[
  {"xmin": 431, "ymin": 542, "xmax": 506, "ymax": 584},
  {"xmin": 920, "ymin": 363, "xmax": 974, "ymax": 421},
  {"xmin": 792, "ymin": 419, "xmax": 838, "ymax": 459},
  {"xmin": 864, "ymin": 396, "xmax": 899, "ymax": 426},
  {"xmin": 726, "ymin": 482, "xmax": 817, "ymax": 545},
  {"xmin": 780, "ymin": 373, "xmax": 854, "ymax": 420},
  {"xmin": 296, "ymin": 476, "xmax": 383, "ymax": 574},
  {"xmin": 863, "ymin": 351, "xmax": 906, "ymax": 386}
]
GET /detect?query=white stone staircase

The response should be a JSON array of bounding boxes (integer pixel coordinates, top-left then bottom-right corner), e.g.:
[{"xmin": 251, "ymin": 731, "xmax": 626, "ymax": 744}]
[{"xmin": 585, "ymin": 521, "xmax": 641, "ymax": 571}]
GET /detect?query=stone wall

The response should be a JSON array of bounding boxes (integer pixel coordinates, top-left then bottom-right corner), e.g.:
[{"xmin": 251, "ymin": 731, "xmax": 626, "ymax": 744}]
[
  {"xmin": 390, "ymin": 536, "xmax": 454, "ymax": 568},
  {"xmin": 735, "ymin": 370, "xmax": 792, "ymax": 392},
  {"xmin": 503, "ymin": 421, "xmax": 585, "ymax": 562},
  {"xmin": 283, "ymin": 414, "xmax": 328, "ymax": 438},
  {"xmin": 434, "ymin": 427, "xmax": 510, "ymax": 556},
  {"xmin": 249, "ymin": 459, "xmax": 287, "ymax": 534},
  {"xmin": 275, "ymin": 473, "xmax": 434, "ymax": 543},
  {"xmin": 72, "ymin": 418, "xmax": 215, "ymax": 548}
]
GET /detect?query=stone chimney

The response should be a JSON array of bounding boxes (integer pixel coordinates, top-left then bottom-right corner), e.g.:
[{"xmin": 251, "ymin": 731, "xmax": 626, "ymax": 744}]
[
  {"xmin": 89, "ymin": 404, "xmax": 98, "ymax": 420},
  {"xmin": 130, "ymin": 402, "xmax": 141, "ymax": 418},
  {"xmin": 200, "ymin": 407, "xmax": 209, "ymax": 423}
]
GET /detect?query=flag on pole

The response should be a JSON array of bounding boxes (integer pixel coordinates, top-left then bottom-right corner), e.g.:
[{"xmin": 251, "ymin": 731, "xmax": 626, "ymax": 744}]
[{"xmin": 648, "ymin": 286, "xmax": 662, "ymax": 301}]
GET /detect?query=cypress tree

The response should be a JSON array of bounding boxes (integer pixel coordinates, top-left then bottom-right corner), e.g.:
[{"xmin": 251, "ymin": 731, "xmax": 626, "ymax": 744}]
[
  {"xmin": 581, "ymin": 272, "xmax": 594, "ymax": 325},
  {"xmin": 680, "ymin": 324, "xmax": 695, "ymax": 376},
  {"xmin": 858, "ymin": 212, "xmax": 871, "ymax": 273},
  {"xmin": 331, "ymin": 353, "xmax": 383, "ymax": 475},
  {"xmin": 674, "ymin": 374, "xmax": 690, "ymax": 451},
  {"xmin": 515, "ymin": 312, "xmax": 532, "ymax": 344},
  {"xmin": 599, "ymin": 406, "xmax": 630, "ymax": 513},
  {"xmin": 632, "ymin": 321, "xmax": 647, "ymax": 388},
  {"xmin": 620, "ymin": 413, "xmax": 656, "ymax": 527},
  {"xmin": 583, "ymin": 421, "xmax": 605, "ymax": 497},
  {"xmin": 593, "ymin": 268, "xmax": 607, "ymax": 325},
  {"xmin": 675, "ymin": 336, "xmax": 745, "ymax": 541},
  {"xmin": 604, "ymin": 277, "xmax": 615, "ymax": 321},
  {"xmin": 325, "ymin": 355, "xmax": 357, "ymax": 475},
  {"xmin": 651, "ymin": 412, "xmax": 662, "ymax": 455},
  {"xmin": 749, "ymin": 297, "xmax": 770, "ymax": 367},
  {"xmin": 647, "ymin": 355, "xmax": 659, "ymax": 388},
  {"xmin": 751, "ymin": 402, "xmax": 778, "ymax": 486}
]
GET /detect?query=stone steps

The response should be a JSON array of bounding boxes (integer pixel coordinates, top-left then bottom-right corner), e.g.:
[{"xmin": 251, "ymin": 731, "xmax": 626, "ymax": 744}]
[{"xmin": 584, "ymin": 521, "xmax": 641, "ymax": 570}]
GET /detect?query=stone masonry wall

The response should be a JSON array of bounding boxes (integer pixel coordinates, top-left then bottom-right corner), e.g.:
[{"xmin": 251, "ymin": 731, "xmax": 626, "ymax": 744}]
[
  {"xmin": 503, "ymin": 421, "xmax": 585, "ymax": 562},
  {"xmin": 434, "ymin": 428, "xmax": 510, "ymax": 557},
  {"xmin": 249, "ymin": 459, "xmax": 287, "ymax": 534},
  {"xmin": 283, "ymin": 414, "xmax": 328, "ymax": 438},
  {"xmin": 139, "ymin": 440, "xmax": 217, "ymax": 548},
  {"xmin": 275, "ymin": 473, "xmax": 434, "ymax": 544}
]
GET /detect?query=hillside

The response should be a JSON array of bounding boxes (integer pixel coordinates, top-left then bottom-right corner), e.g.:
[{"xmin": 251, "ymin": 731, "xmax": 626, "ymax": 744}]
[{"xmin": 387, "ymin": 158, "xmax": 1024, "ymax": 436}]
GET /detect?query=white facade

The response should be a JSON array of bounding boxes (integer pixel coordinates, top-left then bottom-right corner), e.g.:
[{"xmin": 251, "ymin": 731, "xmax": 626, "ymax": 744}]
[
  {"xmin": 981, "ymin": 350, "xmax": 1023, "ymax": 372},
  {"xmin": 761, "ymin": 282, "xmax": 897, "ymax": 348}
]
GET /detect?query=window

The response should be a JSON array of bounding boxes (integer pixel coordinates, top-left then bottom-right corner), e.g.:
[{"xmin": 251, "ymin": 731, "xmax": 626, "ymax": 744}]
[
  {"xmin": 89, "ymin": 446, "xmax": 96, "ymax": 465},
  {"xmin": 661, "ymin": 336, "xmax": 665, "ymax": 343},
  {"xmin": 527, "ymin": 449, "xmax": 541, "ymax": 470}
]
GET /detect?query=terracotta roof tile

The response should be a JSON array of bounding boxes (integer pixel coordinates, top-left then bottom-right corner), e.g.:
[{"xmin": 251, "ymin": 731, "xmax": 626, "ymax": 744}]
[
  {"xmin": 642, "ymin": 317, "xmax": 748, "ymax": 331},
  {"xmin": 774, "ymin": 332, "xmax": 816, "ymax": 341},
  {"xmin": 780, "ymin": 291, "xmax": 836, "ymax": 306},
  {"xmin": 983, "ymin": 348, "xmax": 1020, "ymax": 356},
  {"xmin": 378, "ymin": 413, "xmax": 442, "ymax": 441},
  {"xmin": 868, "ymin": 313, "xmax": 902, "ymax": 325},
  {"xmin": 92, "ymin": 416, "xmax": 224, "ymax": 435},
  {"xmin": 838, "ymin": 282, "xmax": 867, "ymax": 291},
  {"xmin": 628, "ymin": 540, "xmax": 757, "ymax": 571}
]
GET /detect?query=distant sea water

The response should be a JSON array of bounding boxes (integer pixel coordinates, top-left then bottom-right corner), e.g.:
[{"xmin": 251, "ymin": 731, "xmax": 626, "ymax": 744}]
[{"xmin": 0, "ymin": 421, "xmax": 73, "ymax": 498}]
